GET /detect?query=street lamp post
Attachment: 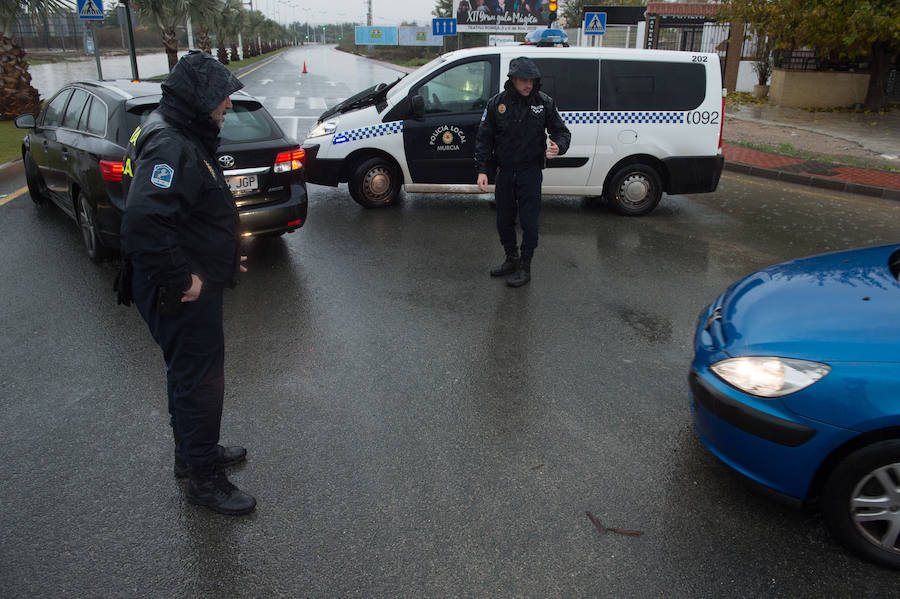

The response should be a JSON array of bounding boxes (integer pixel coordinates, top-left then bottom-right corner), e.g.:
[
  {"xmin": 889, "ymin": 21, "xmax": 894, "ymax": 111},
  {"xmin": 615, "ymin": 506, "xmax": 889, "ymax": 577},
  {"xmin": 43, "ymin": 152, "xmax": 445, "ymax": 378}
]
[{"xmin": 120, "ymin": 0, "xmax": 139, "ymax": 80}]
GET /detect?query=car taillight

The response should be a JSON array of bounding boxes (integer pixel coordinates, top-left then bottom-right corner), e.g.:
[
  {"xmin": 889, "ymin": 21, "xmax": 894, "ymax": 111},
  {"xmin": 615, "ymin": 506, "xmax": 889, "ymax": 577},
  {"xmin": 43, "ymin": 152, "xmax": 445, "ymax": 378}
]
[
  {"xmin": 100, "ymin": 160, "xmax": 124, "ymax": 182},
  {"xmin": 274, "ymin": 148, "xmax": 304, "ymax": 173}
]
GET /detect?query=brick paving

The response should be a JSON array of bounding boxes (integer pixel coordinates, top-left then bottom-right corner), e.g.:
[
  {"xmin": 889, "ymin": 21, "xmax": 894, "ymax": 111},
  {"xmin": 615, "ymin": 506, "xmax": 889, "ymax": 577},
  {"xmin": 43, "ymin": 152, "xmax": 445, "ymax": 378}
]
[{"xmin": 721, "ymin": 143, "xmax": 900, "ymax": 200}]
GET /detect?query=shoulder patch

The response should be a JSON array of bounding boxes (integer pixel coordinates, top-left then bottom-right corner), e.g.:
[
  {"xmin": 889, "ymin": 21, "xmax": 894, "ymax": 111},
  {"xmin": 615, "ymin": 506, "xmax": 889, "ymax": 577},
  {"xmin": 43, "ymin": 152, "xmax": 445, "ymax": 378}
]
[{"xmin": 150, "ymin": 163, "xmax": 174, "ymax": 189}]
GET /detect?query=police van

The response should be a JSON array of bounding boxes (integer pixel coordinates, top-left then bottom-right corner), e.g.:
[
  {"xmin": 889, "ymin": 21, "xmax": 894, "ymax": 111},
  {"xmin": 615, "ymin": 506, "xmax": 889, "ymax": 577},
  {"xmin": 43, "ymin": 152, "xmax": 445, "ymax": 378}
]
[{"xmin": 301, "ymin": 45, "xmax": 725, "ymax": 216}]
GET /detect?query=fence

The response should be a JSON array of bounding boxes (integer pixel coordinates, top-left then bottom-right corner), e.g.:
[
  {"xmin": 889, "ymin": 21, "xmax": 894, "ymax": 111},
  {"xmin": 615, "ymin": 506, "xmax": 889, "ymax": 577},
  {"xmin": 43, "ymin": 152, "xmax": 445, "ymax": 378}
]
[{"xmin": 11, "ymin": 11, "xmax": 188, "ymax": 53}]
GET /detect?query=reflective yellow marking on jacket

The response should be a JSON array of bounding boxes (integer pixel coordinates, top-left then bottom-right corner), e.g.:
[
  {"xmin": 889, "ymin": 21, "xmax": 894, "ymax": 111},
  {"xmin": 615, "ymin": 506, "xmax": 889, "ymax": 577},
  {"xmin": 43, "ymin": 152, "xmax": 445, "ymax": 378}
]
[
  {"xmin": 129, "ymin": 125, "xmax": 142, "ymax": 145},
  {"xmin": 123, "ymin": 158, "xmax": 133, "ymax": 178}
]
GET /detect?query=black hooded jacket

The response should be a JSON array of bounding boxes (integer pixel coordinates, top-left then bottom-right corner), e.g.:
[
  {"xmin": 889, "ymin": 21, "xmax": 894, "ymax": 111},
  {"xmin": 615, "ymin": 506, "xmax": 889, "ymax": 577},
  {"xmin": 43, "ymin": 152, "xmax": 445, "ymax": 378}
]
[
  {"xmin": 474, "ymin": 57, "xmax": 571, "ymax": 174},
  {"xmin": 120, "ymin": 50, "xmax": 244, "ymax": 292}
]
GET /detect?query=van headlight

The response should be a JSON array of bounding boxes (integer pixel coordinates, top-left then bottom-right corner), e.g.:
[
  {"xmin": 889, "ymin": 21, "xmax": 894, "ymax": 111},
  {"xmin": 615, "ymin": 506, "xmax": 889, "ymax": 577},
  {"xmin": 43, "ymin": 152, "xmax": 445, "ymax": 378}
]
[
  {"xmin": 308, "ymin": 118, "xmax": 339, "ymax": 138},
  {"xmin": 710, "ymin": 357, "xmax": 830, "ymax": 398}
]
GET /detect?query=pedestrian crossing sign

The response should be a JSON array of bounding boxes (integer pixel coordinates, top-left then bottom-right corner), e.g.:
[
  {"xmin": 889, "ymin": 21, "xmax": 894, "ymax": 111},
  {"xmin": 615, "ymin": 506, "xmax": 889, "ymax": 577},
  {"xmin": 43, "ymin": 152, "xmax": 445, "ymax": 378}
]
[
  {"xmin": 77, "ymin": 0, "xmax": 104, "ymax": 20},
  {"xmin": 583, "ymin": 12, "xmax": 606, "ymax": 35}
]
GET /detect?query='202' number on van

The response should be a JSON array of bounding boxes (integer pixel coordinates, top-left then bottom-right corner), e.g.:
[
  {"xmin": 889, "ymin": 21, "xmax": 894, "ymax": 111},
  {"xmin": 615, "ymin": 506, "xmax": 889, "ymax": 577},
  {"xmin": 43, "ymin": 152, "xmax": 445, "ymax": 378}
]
[{"xmin": 686, "ymin": 111, "xmax": 720, "ymax": 125}]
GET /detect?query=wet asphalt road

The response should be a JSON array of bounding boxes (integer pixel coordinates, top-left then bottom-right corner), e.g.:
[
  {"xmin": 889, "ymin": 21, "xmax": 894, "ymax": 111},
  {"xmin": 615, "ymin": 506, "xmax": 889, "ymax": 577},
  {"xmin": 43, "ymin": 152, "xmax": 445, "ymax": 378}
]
[
  {"xmin": 3, "ymin": 47, "xmax": 900, "ymax": 596},
  {"xmin": 3, "ymin": 169, "xmax": 900, "ymax": 597}
]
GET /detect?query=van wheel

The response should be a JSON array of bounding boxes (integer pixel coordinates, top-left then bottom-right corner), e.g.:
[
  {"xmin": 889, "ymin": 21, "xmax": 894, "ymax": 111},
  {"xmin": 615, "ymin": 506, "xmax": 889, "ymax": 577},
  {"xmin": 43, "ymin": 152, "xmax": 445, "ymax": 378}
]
[
  {"xmin": 349, "ymin": 157, "xmax": 401, "ymax": 208},
  {"xmin": 24, "ymin": 150, "xmax": 49, "ymax": 206},
  {"xmin": 822, "ymin": 440, "xmax": 900, "ymax": 570},
  {"xmin": 76, "ymin": 192, "xmax": 108, "ymax": 263},
  {"xmin": 608, "ymin": 164, "xmax": 662, "ymax": 216}
]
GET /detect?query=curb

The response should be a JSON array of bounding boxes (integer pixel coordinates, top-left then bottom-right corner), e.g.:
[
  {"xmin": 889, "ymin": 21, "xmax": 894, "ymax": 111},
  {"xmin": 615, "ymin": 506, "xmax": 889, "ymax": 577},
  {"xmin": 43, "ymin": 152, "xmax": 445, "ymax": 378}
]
[
  {"xmin": 723, "ymin": 160, "xmax": 900, "ymax": 201},
  {"xmin": 0, "ymin": 159, "xmax": 23, "ymax": 175}
]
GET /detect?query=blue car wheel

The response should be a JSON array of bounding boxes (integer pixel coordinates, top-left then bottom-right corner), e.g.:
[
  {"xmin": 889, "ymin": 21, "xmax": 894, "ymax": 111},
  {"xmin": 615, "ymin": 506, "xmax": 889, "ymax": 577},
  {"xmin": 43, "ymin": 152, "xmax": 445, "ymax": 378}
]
[{"xmin": 823, "ymin": 440, "xmax": 900, "ymax": 570}]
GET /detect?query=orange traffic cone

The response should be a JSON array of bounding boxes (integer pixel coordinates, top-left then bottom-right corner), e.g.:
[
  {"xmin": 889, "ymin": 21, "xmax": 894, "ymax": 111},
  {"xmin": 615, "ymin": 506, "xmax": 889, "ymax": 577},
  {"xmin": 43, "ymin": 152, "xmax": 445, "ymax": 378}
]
[{"xmin": 302, "ymin": 61, "xmax": 307, "ymax": 74}]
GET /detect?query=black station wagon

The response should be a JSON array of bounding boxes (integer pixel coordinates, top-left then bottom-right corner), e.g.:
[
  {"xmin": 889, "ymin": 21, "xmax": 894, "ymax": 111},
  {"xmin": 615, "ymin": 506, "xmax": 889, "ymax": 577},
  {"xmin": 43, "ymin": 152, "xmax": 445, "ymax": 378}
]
[{"xmin": 15, "ymin": 80, "xmax": 308, "ymax": 262}]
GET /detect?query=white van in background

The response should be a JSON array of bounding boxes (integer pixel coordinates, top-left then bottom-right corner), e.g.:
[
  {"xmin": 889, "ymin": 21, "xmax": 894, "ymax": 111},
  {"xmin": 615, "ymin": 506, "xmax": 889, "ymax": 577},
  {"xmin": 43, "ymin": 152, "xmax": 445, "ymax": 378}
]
[{"xmin": 301, "ymin": 45, "xmax": 724, "ymax": 216}]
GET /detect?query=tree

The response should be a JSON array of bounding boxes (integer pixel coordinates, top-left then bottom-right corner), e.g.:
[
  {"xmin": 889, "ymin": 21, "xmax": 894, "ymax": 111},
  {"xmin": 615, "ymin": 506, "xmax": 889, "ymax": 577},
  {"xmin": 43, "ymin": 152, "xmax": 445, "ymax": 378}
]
[
  {"xmin": 133, "ymin": 0, "xmax": 190, "ymax": 72},
  {"xmin": 0, "ymin": 0, "xmax": 71, "ymax": 119},
  {"xmin": 244, "ymin": 9, "xmax": 265, "ymax": 57},
  {"xmin": 719, "ymin": 0, "xmax": 900, "ymax": 110},
  {"xmin": 218, "ymin": 0, "xmax": 246, "ymax": 64},
  {"xmin": 432, "ymin": 0, "xmax": 452, "ymax": 19},
  {"xmin": 187, "ymin": 0, "xmax": 221, "ymax": 55}
]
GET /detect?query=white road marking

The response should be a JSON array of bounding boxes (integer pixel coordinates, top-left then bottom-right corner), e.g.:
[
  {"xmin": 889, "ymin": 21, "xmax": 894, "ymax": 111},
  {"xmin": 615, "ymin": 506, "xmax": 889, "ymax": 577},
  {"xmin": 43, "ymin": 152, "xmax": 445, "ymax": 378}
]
[
  {"xmin": 274, "ymin": 116, "xmax": 320, "ymax": 142},
  {"xmin": 276, "ymin": 97, "xmax": 296, "ymax": 110},
  {"xmin": 260, "ymin": 79, "xmax": 273, "ymax": 85},
  {"xmin": 308, "ymin": 97, "xmax": 327, "ymax": 109}
]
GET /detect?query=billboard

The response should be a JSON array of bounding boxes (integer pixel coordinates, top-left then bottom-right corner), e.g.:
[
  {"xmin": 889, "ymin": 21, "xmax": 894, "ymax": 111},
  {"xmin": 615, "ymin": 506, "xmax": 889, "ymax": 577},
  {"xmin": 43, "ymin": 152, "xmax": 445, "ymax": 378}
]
[
  {"xmin": 355, "ymin": 26, "xmax": 399, "ymax": 45},
  {"xmin": 399, "ymin": 26, "xmax": 444, "ymax": 47},
  {"xmin": 453, "ymin": 0, "xmax": 552, "ymax": 33}
]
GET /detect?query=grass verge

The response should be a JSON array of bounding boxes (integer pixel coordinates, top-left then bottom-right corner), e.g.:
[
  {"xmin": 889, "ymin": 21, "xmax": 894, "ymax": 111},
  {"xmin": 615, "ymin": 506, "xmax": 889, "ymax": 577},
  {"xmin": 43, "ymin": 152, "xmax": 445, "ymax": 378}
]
[
  {"xmin": 0, "ymin": 121, "xmax": 24, "ymax": 165},
  {"xmin": 725, "ymin": 138, "xmax": 898, "ymax": 173}
]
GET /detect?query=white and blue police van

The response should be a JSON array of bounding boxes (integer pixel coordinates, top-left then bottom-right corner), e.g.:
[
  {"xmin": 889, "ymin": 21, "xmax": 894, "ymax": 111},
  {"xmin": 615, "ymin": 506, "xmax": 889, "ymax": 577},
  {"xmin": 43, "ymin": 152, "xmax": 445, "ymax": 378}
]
[{"xmin": 301, "ymin": 44, "xmax": 725, "ymax": 216}]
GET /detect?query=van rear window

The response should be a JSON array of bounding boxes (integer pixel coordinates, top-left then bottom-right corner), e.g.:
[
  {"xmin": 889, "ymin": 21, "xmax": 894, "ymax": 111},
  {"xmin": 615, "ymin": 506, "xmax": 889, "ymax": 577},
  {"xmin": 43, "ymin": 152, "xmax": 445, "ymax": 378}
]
[{"xmin": 601, "ymin": 60, "xmax": 705, "ymax": 111}]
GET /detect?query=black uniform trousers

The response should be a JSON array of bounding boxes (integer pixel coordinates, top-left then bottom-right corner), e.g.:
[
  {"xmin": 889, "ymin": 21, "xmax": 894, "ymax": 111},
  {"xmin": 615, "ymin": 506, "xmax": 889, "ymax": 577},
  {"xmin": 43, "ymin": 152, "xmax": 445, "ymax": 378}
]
[
  {"xmin": 132, "ymin": 268, "xmax": 225, "ymax": 468},
  {"xmin": 495, "ymin": 163, "xmax": 543, "ymax": 257}
]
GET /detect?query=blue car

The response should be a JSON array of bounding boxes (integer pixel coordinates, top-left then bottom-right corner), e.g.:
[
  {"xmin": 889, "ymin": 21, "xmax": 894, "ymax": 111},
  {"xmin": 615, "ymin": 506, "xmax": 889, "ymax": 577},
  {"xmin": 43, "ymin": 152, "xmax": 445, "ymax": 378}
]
[{"xmin": 690, "ymin": 244, "xmax": 900, "ymax": 569}]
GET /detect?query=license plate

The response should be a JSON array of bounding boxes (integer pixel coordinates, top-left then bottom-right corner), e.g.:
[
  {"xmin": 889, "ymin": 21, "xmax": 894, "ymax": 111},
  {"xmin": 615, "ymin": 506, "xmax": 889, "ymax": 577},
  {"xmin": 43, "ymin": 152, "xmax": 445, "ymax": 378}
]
[{"xmin": 227, "ymin": 174, "xmax": 259, "ymax": 194}]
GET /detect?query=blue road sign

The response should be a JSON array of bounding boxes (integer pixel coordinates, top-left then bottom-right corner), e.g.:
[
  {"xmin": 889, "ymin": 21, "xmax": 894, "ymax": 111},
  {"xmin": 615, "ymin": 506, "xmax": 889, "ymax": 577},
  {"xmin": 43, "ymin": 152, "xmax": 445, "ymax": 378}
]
[
  {"xmin": 432, "ymin": 18, "xmax": 457, "ymax": 36},
  {"xmin": 77, "ymin": 0, "xmax": 104, "ymax": 19},
  {"xmin": 584, "ymin": 12, "xmax": 607, "ymax": 35}
]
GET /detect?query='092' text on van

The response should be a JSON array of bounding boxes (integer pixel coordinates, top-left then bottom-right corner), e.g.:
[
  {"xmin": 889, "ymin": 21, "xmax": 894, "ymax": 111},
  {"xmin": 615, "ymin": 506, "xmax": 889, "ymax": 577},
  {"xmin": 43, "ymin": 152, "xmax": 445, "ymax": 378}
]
[{"xmin": 302, "ymin": 46, "xmax": 725, "ymax": 216}]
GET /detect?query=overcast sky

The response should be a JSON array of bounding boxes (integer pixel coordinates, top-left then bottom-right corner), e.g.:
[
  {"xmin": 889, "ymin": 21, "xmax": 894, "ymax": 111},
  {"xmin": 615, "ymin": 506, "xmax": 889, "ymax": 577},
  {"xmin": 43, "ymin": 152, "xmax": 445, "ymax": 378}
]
[{"xmin": 251, "ymin": 0, "xmax": 437, "ymax": 26}]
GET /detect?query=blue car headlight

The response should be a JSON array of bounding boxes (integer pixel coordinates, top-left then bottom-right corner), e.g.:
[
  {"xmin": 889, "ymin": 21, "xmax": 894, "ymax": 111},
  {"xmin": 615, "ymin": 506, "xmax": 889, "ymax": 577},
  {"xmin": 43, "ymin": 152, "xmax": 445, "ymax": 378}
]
[{"xmin": 710, "ymin": 357, "xmax": 831, "ymax": 398}]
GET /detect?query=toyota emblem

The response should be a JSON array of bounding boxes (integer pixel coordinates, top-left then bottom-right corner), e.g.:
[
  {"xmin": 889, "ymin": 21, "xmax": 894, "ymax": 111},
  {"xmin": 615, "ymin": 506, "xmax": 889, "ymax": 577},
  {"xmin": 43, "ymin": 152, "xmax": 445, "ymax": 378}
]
[{"xmin": 217, "ymin": 155, "xmax": 235, "ymax": 169}]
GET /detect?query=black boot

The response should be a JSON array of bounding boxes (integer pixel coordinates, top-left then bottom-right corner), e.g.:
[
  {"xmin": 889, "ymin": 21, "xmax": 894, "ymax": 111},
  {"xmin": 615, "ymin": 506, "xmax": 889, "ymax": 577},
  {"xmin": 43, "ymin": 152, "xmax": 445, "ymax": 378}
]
[
  {"xmin": 186, "ymin": 464, "xmax": 257, "ymax": 516},
  {"xmin": 506, "ymin": 254, "xmax": 532, "ymax": 287},
  {"xmin": 490, "ymin": 247, "xmax": 520, "ymax": 277},
  {"xmin": 175, "ymin": 444, "xmax": 247, "ymax": 478}
]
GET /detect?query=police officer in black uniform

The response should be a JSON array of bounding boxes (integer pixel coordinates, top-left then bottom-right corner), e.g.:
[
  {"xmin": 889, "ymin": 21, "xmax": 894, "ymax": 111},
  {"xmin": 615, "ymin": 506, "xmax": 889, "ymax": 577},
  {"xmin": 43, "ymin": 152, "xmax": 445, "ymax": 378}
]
[
  {"xmin": 475, "ymin": 56, "xmax": 571, "ymax": 287},
  {"xmin": 120, "ymin": 50, "xmax": 255, "ymax": 515}
]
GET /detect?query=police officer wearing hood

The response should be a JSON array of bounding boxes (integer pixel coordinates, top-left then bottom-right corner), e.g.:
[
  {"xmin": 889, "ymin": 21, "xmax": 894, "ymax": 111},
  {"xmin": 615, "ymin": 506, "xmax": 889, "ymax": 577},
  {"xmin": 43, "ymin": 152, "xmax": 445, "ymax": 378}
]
[
  {"xmin": 475, "ymin": 56, "xmax": 570, "ymax": 287},
  {"xmin": 120, "ymin": 51, "xmax": 254, "ymax": 515}
]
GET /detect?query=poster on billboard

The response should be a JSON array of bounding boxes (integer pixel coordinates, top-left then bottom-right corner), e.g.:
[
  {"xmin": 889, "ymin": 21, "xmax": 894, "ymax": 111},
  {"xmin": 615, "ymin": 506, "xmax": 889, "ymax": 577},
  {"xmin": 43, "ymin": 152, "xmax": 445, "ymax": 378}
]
[
  {"xmin": 453, "ymin": 0, "xmax": 552, "ymax": 33},
  {"xmin": 399, "ymin": 26, "xmax": 444, "ymax": 47},
  {"xmin": 355, "ymin": 26, "xmax": 399, "ymax": 45}
]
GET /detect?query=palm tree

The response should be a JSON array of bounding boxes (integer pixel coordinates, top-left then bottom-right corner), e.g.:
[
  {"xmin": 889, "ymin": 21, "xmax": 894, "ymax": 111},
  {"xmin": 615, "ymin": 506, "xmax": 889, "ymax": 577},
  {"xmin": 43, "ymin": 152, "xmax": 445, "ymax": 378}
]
[
  {"xmin": 0, "ymin": 0, "xmax": 70, "ymax": 119},
  {"xmin": 218, "ymin": 0, "xmax": 245, "ymax": 64},
  {"xmin": 260, "ymin": 19, "xmax": 280, "ymax": 54},
  {"xmin": 244, "ymin": 9, "xmax": 265, "ymax": 58},
  {"xmin": 188, "ymin": 0, "xmax": 221, "ymax": 55},
  {"xmin": 133, "ymin": 0, "xmax": 189, "ymax": 72}
]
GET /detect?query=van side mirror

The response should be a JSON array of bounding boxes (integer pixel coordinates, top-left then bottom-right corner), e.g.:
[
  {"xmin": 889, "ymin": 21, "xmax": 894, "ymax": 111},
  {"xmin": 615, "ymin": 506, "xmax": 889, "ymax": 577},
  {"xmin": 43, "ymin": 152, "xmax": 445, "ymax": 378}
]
[
  {"xmin": 411, "ymin": 94, "xmax": 425, "ymax": 118},
  {"xmin": 15, "ymin": 114, "xmax": 36, "ymax": 129}
]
